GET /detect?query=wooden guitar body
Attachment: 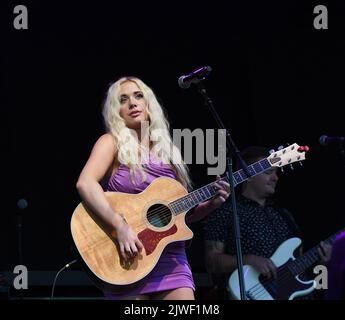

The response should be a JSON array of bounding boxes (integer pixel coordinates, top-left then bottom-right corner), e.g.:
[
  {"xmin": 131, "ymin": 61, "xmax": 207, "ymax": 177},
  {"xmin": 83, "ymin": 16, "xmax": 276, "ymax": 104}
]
[{"xmin": 71, "ymin": 177, "xmax": 192, "ymax": 290}]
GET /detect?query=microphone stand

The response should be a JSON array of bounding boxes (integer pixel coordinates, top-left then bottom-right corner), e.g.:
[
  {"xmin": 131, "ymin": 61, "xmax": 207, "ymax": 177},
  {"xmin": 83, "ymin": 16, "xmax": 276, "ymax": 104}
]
[
  {"xmin": 194, "ymin": 81, "xmax": 251, "ymax": 300},
  {"xmin": 16, "ymin": 211, "xmax": 24, "ymax": 300},
  {"xmin": 16, "ymin": 199, "xmax": 27, "ymax": 300}
]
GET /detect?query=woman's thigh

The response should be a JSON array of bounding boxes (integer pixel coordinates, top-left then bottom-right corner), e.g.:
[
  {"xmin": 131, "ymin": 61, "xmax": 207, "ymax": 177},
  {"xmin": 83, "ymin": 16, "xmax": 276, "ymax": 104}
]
[{"xmin": 151, "ymin": 287, "xmax": 195, "ymax": 300}]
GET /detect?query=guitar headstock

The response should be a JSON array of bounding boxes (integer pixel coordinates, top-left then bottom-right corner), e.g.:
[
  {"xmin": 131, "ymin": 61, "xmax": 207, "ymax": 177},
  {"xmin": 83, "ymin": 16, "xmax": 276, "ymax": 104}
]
[{"xmin": 268, "ymin": 143, "xmax": 309, "ymax": 168}]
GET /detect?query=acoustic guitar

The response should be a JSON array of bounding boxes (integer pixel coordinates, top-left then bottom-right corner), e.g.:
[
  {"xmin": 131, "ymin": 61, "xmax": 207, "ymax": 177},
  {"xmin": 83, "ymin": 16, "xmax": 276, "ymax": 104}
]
[{"xmin": 71, "ymin": 143, "xmax": 308, "ymax": 290}]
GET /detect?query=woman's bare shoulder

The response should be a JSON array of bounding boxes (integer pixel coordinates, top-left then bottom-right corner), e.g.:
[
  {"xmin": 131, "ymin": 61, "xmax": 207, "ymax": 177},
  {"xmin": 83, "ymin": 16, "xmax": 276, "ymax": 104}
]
[
  {"xmin": 95, "ymin": 133, "xmax": 117, "ymax": 151},
  {"xmin": 98, "ymin": 132, "xmax": 116, "ymax": 143}
]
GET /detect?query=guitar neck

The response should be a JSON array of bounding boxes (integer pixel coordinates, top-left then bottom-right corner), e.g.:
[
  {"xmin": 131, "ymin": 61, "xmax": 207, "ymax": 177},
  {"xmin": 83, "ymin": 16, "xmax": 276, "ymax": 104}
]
[
  {"xmin": 288, "ymin": 231, "xmax": 342, "ymax": 276},
  {"xmin": 170, "ymin": 158, "xmax": 272, "ymax": 214}
]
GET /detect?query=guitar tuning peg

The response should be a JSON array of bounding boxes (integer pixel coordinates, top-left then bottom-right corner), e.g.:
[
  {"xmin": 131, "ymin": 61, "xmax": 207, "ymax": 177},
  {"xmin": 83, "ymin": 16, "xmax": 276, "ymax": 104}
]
[
  {"xmin": 280, "ymin": 167, "xmax": 284, "ymax": 173},
  {"xmin": 286, "ymin": 142, "xmax": 290, "ymax": 146},
  {"xmin": 299, "ymin": 161, "xmax": 303, "ymax": 167},
  {"xmin": 278, "ymin": 145, "xmax": 284, "ymax": 151},
  {"xmin": 298, "ymin": 146, "xmax": 310, "ymax": 153},
  {"xmin": 289, "ymin": 164, "xmax": 294, "ymax": 170},
  {"xmin": 269, "ymin": 149, "xmax": 275, "ymax": 154}
]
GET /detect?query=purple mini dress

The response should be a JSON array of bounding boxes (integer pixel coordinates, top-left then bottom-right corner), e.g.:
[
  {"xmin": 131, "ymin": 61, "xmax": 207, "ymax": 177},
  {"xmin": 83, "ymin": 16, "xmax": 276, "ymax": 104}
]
[{"xmin": 103, "ymin": 156, "xmax": 195, "ymax": 299}]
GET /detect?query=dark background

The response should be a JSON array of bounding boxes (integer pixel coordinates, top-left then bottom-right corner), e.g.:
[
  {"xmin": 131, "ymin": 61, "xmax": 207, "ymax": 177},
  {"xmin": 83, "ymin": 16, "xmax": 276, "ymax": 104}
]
[{"xmin": 1, "ymin": 0, "xmax": 344, "ymax": 284}]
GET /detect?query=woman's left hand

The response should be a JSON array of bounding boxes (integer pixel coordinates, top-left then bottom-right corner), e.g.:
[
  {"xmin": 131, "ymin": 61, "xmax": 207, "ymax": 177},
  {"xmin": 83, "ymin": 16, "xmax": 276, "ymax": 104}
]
[
  {"xmin": 187, "ymin": 176, "xmax": 230, "ymax": 224},
  {"xmin": 208, "ymin": 175, "xmax": 230, "ymax": 209}
]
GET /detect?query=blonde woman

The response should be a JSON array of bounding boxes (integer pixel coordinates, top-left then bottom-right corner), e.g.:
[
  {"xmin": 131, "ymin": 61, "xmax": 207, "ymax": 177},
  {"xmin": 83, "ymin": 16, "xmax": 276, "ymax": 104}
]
[{"xmin": 76, "ymin": 76, "xmax": 229, "ymax": 300}]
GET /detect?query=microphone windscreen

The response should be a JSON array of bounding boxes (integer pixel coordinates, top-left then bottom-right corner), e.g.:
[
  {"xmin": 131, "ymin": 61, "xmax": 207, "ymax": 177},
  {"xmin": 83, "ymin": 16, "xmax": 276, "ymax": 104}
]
[
  {"xmin": 17, "ymin": 199, "xmax": 28, "ymax": 209},
  {"xmin": 319, "ymin": 135, "xmax": 328, "ymax": 146}
]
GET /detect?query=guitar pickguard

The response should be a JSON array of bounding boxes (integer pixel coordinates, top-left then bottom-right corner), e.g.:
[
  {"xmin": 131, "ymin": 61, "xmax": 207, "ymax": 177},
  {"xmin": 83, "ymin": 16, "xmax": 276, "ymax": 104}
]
[{"xmin": 138, "ymin": 224, "xmax": 178, "ymax": 255}]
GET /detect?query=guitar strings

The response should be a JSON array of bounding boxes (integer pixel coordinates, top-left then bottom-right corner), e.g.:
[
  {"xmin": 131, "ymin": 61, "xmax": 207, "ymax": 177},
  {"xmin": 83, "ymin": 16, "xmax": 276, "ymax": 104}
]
[
  {"xmin": 127, "ymin": 178, "xmax": 227, "ymax": 229},
  {"xmin": 243, "ymin": 265, "xmax": 292, "ymax": 299},
  {"xmin": 131, "ymin": 152, "xmax": 303, "ymax": 229},
  {"xmin": 138, "ymin": 167, "xmax": 291, "ymax": 228},
  {"xmin": 242, "ymin": 234, "xmax": 339, "ymax": 299},
  {"xmin": 251, "ymin": 261, "xmax": 317, "ymax": 300},
  {"xmin": 247, "ymin": 274, "xmax": 285, "ymax": 299},
  {"xmin": 115, "ymin": 156, "xmax": 301, "ymax": 234},
  {"xmin": 117, "ymin": 169, "xmax": 276, "ymax": 229},
  {"xmin": 117, "ymin": 201, "xmax": 186, "ymax": 231},
  {"xmin": 243, "ymin": 263, "xmax": 304, "ymax": 299},
  {"xmin": 131, "ymin": 206, "xmax": 177, "ymax": 229},
  {"xmin": 248, "ymin": 245, "xmax": 324, "ymax": 299},
  {"xmin": 138, "ymin": 188, "xmax": 218, "ymax": 227},
  {"xmin": 250, "ymin": 265, "xmax": 297, "ymax": 298}
]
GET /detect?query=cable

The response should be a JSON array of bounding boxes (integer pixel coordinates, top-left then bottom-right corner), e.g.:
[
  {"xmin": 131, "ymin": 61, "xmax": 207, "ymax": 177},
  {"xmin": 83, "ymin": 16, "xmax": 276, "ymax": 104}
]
[{"xmin": 51, "ymin": 259, "xmax": 78, "ymax": 299}]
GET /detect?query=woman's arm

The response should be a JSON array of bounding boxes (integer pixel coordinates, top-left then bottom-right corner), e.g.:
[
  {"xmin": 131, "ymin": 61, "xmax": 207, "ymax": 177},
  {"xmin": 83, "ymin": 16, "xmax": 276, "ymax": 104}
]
[
  {"xmin": 186, "ymin": 200, "xmax": 218, "ymax": 223},
  {"xmin": 186, "ymin": 177, "xmax": 230, "ymax": 223},
  {"xmin": 76, "ymin": 133, "xmax": 143, "ymax": 259},
  {"xmin": 76, "ymin": 133, "xmax": 123, "ymax": 229}
]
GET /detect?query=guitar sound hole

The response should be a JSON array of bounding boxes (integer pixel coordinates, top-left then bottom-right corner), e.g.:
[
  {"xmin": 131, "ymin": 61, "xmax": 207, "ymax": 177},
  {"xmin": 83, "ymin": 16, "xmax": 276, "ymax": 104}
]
[{"xmin": 146, "ymin": 204, "xmax": 172, "ymax": 228}]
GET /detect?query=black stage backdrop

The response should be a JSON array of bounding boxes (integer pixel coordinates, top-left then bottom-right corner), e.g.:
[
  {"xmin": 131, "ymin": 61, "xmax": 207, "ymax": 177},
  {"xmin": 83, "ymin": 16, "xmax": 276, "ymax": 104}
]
[{"xmin": 1, "ymin": 0, "xmax": 344, "ymax": 285}]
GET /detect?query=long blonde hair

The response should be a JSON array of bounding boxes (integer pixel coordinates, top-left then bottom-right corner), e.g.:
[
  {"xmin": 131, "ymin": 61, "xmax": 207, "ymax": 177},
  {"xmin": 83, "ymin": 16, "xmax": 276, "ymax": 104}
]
[{"xmin": 102, "ymin": 76, "xmax": 192, "ymax": 189}]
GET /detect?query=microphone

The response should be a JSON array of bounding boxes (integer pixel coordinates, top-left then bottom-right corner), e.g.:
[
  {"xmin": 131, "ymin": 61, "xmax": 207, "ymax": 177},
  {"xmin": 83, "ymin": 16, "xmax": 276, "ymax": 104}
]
[
  {"xmin": 17, "ymin": 199, "xmax": 28, "ymax": 210},
  {"xmin": 319, "ymin": 135, "xmax": 345, "ymax": 147},
  {"xmin": 51, "ymin": 259, "xmax": 79, "ymax": 299},
  {"xmin": 178, "ymin": 66, "xmax": 212, "ymax": 89}
]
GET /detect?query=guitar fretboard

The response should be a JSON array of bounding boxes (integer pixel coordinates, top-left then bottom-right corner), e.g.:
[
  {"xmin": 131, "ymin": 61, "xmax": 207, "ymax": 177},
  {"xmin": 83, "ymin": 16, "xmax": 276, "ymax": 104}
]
[
  {"xmin": 287, "ymin": 233, "xmax": 340, "ymax": 276},
  {"xmin": 170, "ymin": 158, "xmax": 272, "ymax": 214}
]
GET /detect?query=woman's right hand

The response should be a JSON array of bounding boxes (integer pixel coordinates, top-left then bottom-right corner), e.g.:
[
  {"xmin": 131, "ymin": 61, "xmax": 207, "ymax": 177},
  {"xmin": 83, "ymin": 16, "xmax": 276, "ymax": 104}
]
[{"xmin": 115, "ymin": 219, "xmax": 144, "ymax": 260}]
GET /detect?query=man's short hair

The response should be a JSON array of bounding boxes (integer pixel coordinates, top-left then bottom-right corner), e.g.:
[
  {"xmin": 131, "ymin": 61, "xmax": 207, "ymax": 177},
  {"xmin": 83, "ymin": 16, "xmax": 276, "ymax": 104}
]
[{"xmin": 235, "ymin": 146, "xmax": 270, "ymax": 170}]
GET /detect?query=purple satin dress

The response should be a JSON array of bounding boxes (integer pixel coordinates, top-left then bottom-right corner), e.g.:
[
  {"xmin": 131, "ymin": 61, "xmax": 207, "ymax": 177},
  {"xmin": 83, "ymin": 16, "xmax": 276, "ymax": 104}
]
[{"xmin": 103, "ymin": 156, "xmax": 195, "ymax": 299}]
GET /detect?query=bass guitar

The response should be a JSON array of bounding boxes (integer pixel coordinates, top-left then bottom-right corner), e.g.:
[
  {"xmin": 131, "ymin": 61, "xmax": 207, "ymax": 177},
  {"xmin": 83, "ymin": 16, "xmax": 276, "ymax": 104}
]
[{"xmin": 228, "ymin": 230, "xmax": 342, "ymax": 300}]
